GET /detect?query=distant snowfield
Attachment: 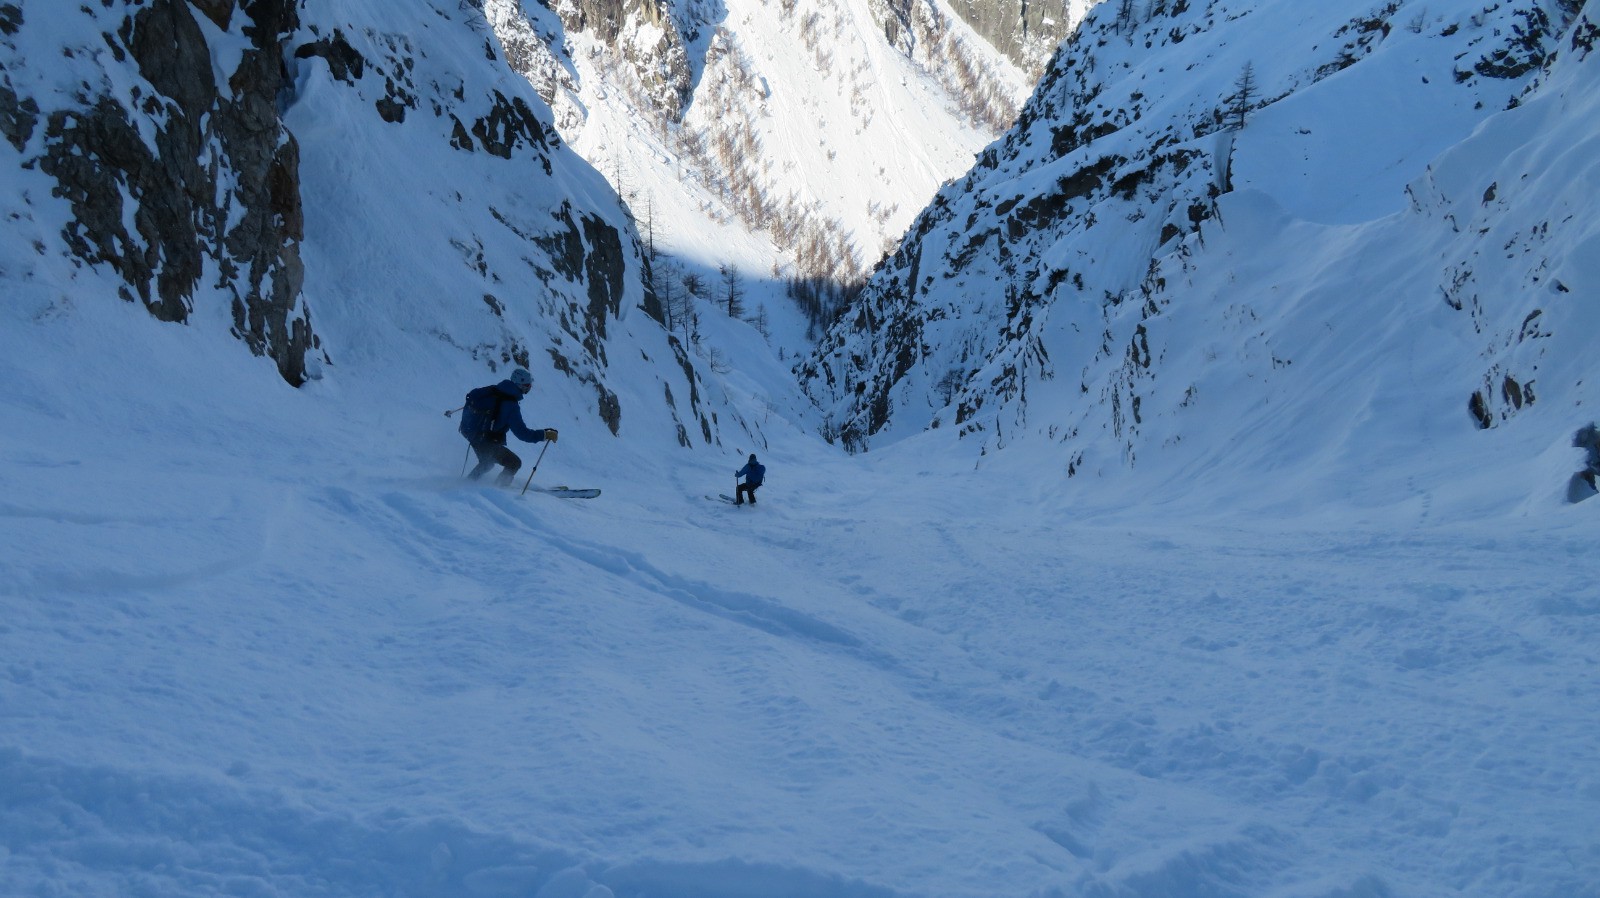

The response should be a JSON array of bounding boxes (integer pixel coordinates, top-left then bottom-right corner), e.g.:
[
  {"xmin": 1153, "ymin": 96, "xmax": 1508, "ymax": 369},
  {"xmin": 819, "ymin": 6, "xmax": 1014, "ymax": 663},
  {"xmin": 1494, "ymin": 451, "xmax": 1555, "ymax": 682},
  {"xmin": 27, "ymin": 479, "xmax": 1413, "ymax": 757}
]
[
  {"xmin": 530, "ymin": 0, "xmax": 1025, "ymax": 358},
  {"xmin": 3, "ymin": 294, "xmax": 1597, "ymax": 898}
]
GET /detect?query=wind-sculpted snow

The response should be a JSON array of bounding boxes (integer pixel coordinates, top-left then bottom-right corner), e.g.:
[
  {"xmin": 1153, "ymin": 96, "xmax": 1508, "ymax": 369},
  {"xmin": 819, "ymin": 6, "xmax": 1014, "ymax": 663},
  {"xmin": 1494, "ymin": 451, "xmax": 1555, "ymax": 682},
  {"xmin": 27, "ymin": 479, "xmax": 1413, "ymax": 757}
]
[
  {"xmin": 800, "ymin": 0, "xmax": 1596, "ymax": 504},
  {"xmin": 0, "ymin": 749, "xmax": 909, "ymax": 898},
  {"xmin": 0, "ymin": 749, "xmax": 574, "ymax": 898}
]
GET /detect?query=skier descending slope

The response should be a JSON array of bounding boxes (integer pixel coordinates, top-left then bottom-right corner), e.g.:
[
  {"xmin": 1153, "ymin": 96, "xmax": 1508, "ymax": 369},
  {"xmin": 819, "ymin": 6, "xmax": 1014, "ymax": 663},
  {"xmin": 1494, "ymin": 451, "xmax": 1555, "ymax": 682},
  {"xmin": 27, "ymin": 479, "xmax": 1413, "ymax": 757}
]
[
  {"xmin": 735, "ymin": 454, "xmax": 765, "ymax": 505},
  {"xmin": 456, "ymin": 368, "xmax": 559, "ymax": 487}
]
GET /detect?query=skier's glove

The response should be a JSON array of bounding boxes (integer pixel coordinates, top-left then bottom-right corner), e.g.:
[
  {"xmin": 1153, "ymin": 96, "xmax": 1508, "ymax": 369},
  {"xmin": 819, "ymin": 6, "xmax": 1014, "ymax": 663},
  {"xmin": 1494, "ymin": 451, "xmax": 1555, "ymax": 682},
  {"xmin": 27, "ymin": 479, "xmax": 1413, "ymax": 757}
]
[{"xmin": 544, "ymin": 429, "xmax": 559, "ymax": 443}]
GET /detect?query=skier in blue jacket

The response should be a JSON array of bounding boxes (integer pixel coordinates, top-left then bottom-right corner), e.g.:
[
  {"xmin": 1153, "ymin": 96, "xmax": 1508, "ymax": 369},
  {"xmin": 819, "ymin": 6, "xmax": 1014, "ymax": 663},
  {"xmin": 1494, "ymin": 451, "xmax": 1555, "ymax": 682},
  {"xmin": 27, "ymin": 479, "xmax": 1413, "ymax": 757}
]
[
  {"xmin": 735, "ymin": 453, "xmax": 765, "ymax": 505},
  {"xmin": 458, "ymin": 368, "xmax": 558, "ymax": 485}
]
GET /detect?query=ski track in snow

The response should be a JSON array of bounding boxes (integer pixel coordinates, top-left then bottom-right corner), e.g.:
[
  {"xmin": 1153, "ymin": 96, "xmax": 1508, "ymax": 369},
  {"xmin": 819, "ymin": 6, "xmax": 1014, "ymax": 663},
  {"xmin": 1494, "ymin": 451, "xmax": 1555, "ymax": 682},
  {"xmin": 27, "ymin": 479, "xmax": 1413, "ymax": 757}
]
[
  {"xmin": 4, "ymin": 410, "xmax": 1599, "ymax": 898},
  {"xmin": 5, "ymin": 435, "xmax": 1600, "ymax": 897}
]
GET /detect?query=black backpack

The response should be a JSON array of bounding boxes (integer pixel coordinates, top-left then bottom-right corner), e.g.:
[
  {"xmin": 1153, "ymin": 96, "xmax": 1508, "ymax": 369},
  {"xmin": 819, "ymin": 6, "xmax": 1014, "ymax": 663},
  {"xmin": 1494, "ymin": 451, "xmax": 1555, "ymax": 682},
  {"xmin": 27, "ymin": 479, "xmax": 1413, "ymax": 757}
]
[{"xmin": 458, "ymin": 385, "xmax": 506, "ymax": 439}]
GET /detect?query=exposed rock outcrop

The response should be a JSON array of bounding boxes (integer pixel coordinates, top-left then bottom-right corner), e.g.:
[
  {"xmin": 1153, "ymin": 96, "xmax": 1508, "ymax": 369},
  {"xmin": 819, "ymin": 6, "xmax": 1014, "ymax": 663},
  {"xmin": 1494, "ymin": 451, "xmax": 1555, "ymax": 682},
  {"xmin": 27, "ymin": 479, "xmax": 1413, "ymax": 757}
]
[
  {"xmin": 550, "ymin": 0, "xmax": 701, "ymax": 119},
  {"xmin": 1568, "ymin": 423, "xmax": 1600, "ymax": 503},
  {"xmin": 11, "ymin": 0, "xmax": 317, "ymax": 385},
  {"xmin": 922, "ymin": 0, "xmax": 1089, "ymax": 75},
  {"xmin": 5, "ymin": 0, "xmax": 639, "ymax": 404}
]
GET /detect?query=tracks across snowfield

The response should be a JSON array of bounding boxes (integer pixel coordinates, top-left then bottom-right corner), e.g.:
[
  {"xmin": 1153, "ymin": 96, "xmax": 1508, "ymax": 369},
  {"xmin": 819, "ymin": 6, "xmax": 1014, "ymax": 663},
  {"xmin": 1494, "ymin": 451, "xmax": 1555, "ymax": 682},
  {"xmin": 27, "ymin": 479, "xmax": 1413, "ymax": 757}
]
[{"xmin": 3, "ymin": 432, "xmax": 1599, "ymax": 898}]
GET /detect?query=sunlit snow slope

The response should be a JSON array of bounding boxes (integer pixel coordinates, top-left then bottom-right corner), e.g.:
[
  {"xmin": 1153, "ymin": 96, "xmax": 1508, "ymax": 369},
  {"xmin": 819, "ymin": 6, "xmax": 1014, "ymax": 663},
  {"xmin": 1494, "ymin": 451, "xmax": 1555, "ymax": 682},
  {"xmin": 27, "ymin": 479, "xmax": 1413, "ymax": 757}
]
[{"xmin": 489, "ymin": 0, "xmax": 1031, "ymax": 355}]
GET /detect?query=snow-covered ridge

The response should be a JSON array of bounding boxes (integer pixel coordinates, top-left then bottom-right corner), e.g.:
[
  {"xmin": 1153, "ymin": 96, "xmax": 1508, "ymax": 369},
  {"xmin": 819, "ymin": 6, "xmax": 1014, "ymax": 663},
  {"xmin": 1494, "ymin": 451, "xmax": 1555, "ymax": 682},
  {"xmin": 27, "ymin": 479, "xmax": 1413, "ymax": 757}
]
[{"xmin": 801, "ymin": 0, "xmax": 1597, "ymax": 511}]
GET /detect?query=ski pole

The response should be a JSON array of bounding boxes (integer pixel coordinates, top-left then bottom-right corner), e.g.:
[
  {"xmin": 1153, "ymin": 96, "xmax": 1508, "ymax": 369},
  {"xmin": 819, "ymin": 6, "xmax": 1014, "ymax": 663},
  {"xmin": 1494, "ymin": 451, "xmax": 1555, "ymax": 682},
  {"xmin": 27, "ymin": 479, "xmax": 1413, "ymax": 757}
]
[
  {"xmin": 446, "ymin": 406, "xmax": 471, "ymax": 476},
  {"xmin": 519, "ymin": 441, "xmax": 552, "ymax": 496}
]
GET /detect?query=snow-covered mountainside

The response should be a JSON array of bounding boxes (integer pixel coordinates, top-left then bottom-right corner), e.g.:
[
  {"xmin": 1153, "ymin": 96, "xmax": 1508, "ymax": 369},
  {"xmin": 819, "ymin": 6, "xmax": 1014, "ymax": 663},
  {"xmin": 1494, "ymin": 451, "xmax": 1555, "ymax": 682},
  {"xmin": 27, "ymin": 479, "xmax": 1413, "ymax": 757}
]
[
  {"xmin": 0, "ymin": 0, "xmax": 772, "ymax": 450},
  {"xmin": 6, "ymin": 3, "xmax": 1600, "ymax": 898},
  {"xmin": 487, "ymin": 0, "xmax": 1033, "ymax": 345},
  {"xmin": 801, "ymin": 0, "xmax": 1598, "ymax": 507}
]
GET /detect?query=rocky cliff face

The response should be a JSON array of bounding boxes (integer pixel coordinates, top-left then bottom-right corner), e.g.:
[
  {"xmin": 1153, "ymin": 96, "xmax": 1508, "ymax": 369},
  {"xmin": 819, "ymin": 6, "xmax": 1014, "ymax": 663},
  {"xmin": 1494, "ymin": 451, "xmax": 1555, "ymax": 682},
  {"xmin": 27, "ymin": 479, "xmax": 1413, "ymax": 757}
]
[
  {"xmin": 2, "ymin": 0, "xmax": 699, "ymax": 441},
  {"xmin": 540, "ymin": 0, "xmax": 710, "ymax": 121},
  {"xmin": 930, "ymin": 0, "xmax": 1092, "ymax": 75},
  {"xmin": 2, "ymin": 0, "xmax": 315, "ymax": 384}
]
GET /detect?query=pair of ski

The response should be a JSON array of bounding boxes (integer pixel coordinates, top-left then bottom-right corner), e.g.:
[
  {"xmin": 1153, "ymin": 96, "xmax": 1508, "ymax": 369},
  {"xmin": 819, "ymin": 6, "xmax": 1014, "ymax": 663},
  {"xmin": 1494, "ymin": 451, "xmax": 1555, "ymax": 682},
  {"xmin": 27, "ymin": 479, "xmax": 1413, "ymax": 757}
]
[
  {"xmin": 529, "ymin": 485, "xmax": 600, "ymax": 499},
  {"xmin": 708, "ymin": 494, "xmax": 750, "ymax": 506}
]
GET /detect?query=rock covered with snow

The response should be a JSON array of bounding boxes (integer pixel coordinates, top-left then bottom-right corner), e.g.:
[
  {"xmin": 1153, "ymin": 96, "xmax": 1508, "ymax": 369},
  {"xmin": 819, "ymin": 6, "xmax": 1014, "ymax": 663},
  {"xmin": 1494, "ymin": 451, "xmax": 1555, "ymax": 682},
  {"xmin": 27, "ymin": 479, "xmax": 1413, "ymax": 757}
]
[
  {"xmin": 2, "ymin": 0, "xmax": 316, "ymax": 382},
  {"xmin": 913, "ymin": 0, "xmax": 1096, "ymax": 75}
]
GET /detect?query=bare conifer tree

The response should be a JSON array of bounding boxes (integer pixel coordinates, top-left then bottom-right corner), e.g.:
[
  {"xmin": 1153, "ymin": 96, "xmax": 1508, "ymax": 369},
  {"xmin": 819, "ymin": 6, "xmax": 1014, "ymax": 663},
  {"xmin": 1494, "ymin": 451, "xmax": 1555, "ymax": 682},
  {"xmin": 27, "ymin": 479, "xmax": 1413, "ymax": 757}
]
[
  {"xmin": 720, "ymin": 264, "xmax": 745, "ymax": 318},
  {"xmin": 1229, "ymin": 62, "xmax": 1258, "ymax": 131},
  {"xmin": 1115, "ymin": 0, "xmax": 1138, "ymax": 33}
]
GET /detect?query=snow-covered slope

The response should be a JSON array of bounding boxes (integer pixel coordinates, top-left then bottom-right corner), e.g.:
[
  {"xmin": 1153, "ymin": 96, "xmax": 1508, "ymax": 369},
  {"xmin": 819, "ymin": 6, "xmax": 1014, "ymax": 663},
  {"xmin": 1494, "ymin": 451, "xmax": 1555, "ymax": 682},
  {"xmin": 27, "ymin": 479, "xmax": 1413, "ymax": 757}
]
[
  {"xmin": 801, "ymin": 0, "xmax": 1599, "ymax": 515},
  {"xmin": 489, "ymin": 0, "xmax": 1032, "ymax": 353},
  {"xmin": 6, "ymin": 226, "xmax": 1600, "ymax": 898},
  {"xmin": 5, "ymin": 248, "xmax": 1600, "ymax": 898},
  {"xmin": 5, "ymin": 2, "xmax": 1600, "ymax": 897}
]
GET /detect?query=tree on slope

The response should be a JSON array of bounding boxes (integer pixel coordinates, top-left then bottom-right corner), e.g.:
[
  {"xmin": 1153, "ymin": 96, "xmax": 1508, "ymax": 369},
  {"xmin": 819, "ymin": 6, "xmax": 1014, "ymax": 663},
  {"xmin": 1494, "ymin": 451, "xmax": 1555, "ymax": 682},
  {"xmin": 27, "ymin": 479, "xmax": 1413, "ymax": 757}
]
[
  {"xmin": 720, "ymin": 263, "xmax": 745, "ymax": 318},
  {"xmin": 1228, "ymin": 62, "xmax": 1258, "ymax": 131}
]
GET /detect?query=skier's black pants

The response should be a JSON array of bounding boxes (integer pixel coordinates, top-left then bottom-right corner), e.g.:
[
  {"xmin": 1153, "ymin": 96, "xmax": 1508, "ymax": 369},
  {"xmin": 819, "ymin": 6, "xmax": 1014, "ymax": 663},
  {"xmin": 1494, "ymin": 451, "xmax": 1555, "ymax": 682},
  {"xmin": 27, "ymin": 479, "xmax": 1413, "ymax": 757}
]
[
  {"xmin": 736, "ymin": 482, "xmax": 759, "ymax": 504},
  {"xmin": 467, "ymin": 437, "xmax": 521, "ymax": 483}
]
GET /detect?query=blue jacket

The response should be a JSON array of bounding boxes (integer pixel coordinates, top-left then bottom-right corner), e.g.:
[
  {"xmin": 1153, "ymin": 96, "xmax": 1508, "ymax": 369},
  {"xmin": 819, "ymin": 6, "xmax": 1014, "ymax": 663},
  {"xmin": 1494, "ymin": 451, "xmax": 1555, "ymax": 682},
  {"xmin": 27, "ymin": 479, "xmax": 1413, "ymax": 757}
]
[
  {"xmin": 462, "ymin": 380, "xmax": 548, "ymax": 444},
  {"xmin": 737, "ymin": 461, "xmax": 765, "ymax": 486}
]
